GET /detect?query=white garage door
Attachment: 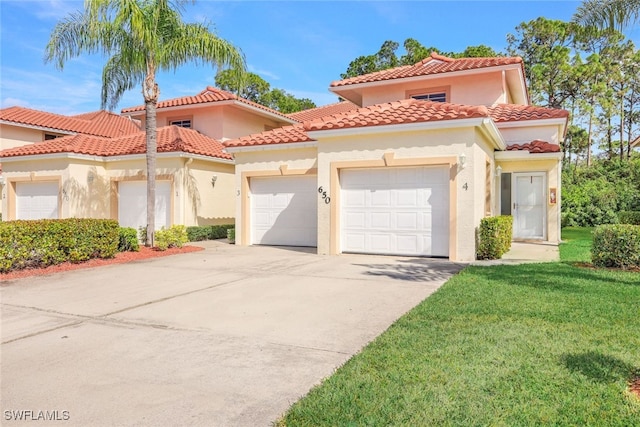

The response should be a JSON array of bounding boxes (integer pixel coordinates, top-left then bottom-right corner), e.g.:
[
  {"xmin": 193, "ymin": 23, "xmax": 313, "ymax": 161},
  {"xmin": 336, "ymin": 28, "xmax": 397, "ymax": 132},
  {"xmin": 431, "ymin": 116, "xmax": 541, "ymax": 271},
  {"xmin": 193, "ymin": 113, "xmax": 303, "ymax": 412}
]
[
  {"xmin": 118, "ymin": 181, "xmax": 171, "ymax": 231},
  {"xmin": 16, "ymin": 181, "xmax": 59, "ymax": 220},
  {"xmin": 250, "ymin": 175, "xmax": 317, "ymax": 246},
  {"xmin": 341, "ymin": 166, "xmax": 449, "ymax": 257}
]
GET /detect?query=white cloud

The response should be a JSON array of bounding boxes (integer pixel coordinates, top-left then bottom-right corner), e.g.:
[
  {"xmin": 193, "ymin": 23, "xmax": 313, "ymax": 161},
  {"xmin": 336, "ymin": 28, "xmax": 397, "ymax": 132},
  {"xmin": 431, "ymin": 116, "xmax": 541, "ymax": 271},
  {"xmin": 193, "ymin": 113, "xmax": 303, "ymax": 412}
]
[{"xmin": 248, "ymin": 64, "xmax": 280, "ymax": 81}]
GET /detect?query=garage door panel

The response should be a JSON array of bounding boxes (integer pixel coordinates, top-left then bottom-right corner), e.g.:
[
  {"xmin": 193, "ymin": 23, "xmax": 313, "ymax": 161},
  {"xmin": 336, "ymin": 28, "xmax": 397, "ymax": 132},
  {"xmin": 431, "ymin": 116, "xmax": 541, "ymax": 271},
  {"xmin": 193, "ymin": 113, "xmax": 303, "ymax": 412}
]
[
  {"xmin": 250, "ymin": 176, "xmax": 317, "ymax": 247},
  {"xmin": 16, "ymin": 182, "xmax": 59, "ymax": 220},
  {"xmin": 118, "ymin": 181, "xmax": 170, "ymax": 231},
  {"xmin": 341, "ymin": 167, "xmax": 449, "ymax": 257}
]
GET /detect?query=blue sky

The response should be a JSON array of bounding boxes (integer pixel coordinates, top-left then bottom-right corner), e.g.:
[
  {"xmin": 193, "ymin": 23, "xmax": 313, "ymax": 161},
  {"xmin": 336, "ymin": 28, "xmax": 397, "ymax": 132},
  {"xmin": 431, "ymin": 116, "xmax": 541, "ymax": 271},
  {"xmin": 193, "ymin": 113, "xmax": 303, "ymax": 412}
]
[{"xmin": 1, "ymin": 1, "xmax": 638, "ymax": 115}]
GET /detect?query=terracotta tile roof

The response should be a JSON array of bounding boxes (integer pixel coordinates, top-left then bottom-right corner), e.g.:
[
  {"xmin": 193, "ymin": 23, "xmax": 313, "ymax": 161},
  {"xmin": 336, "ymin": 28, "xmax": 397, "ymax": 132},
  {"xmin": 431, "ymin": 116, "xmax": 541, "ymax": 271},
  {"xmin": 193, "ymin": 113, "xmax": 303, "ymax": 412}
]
[
  {"xmin": 0, "ymin": 106, "xmax": 140, "ymax": 138},
  {"xmin": 286, "ymin": 101, "xmax": 359, "ymax": 122},
  {"xmin": 223, "ymin": 124, "xmax": 313, "ymax": 148},
  {"xmin": 120, "ymin": 86, "xmax": 293, "ymax": 121},
  {"xmin": 488, "ymin": 104, "xmax": 569, "ymax": 122},
  {"xmin": 0, "ymin": 126, "xmax": 231, "ymax": 160},
  {"xmin": 331, "ymin": 52, "xmax": 524, "ymax": 87},
  {"xmin": 506, "ymin": 140, "xmax": 560, "ymax": 153},
  {"xmin": 225, "ymin": 99, "xmax": 490, "ymax": 148},
  {"xmin": 304, "ymin": 99, "xmax": 489, "ymax": 131}
]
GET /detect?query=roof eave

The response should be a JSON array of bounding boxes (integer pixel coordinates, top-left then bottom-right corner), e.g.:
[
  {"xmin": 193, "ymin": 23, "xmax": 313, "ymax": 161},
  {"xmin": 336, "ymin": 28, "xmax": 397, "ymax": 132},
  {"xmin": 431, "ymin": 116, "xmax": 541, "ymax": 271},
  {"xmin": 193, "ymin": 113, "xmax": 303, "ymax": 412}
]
[
  {"xmin": 224, "ymin": 140, "xmax": 317, "ymax": 153},
  {"xmin": 0, "ymin": 120, "xmax": 76, "ymax": 136},
  {"xmin": 306, "ymin": 117, "xmax": 489, "ymax": 139},
  {"xmin": 329, "ymin": 64, "xmax": 524, "ymax": 94},
  {"xmin": 495, "ymin": 151, "xmax": 562, "ymax": 161}
]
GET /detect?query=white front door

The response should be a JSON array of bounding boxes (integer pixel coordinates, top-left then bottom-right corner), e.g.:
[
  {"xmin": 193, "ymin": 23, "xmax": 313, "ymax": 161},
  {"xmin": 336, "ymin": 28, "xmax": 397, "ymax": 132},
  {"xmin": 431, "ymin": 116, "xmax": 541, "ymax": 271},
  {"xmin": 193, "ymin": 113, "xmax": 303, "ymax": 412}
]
[{"xmin": 513, "ymin": 173, "xmax": 546, "ymax": 239}]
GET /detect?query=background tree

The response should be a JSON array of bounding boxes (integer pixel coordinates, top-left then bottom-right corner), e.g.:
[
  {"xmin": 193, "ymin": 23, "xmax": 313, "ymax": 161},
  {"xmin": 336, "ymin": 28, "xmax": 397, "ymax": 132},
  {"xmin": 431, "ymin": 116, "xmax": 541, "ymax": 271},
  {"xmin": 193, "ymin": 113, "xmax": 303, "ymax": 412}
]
[
  {"xmin": 46, "ymin": 0, "xmax": 245, "ymax": 246},
  {"xmin": 215, "ymin": 69, "xmax": 316, "ymax": 113}
]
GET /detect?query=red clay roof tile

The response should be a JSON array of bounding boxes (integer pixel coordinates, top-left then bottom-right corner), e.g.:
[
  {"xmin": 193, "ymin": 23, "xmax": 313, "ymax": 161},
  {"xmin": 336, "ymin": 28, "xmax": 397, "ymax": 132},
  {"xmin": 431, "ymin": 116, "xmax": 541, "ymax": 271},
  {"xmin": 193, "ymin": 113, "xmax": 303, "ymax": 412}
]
[
  {"xmin": 0, "ymin": 126, "xmax": 231, "ymax": 160},
  {"xmin": 506, "ymin": 140, "xmax": 560, "ymax": 153},
  {"xmin": 223, "ymin": 124, "xmax": 313, "ymax": 148},
  {"xmin": 488, "ymin": 104, "xmax": 569, "ymax": 122},
  {"xmin": 225, "ymin": 99, "xmax": 490, "ymax": 148},
  {"xmin": 121, "ymin": 86, "xmax": 292, "ymax": 121},
  {"xmin": 287, "ymin": 101, "xmax": 359, "ymax": 122},
  {"xmin": 0, "ymin": 106, "xmax": 141, "ymax": 138},
  {"xmin": 331, "ymin": 52, "xmax": 524, "ymax": 87},
  {"xmin": 304, "ymin": 99, "xmax": 489, "ymax": 131}
]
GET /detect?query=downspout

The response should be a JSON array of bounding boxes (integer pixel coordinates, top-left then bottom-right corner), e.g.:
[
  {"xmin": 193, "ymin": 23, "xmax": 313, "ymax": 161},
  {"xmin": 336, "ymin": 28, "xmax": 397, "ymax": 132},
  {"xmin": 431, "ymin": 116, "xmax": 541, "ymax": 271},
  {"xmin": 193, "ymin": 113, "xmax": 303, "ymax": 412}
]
[{"xmin": 501, "ymin": 70, "xmax": 507, "ymax": 103}]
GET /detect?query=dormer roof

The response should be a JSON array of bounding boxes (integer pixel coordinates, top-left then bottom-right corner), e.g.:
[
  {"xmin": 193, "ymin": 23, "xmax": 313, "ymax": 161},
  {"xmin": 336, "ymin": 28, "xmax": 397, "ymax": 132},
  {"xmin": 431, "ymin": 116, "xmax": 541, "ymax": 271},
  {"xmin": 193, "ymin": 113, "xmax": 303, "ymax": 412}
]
[
  {"xmin": 0, "ymin": 106, "xmax": 140, "ymax": 138},
  {"xmin": 121, "ymin": 86, "xmax": 297, "ymax": 124}
]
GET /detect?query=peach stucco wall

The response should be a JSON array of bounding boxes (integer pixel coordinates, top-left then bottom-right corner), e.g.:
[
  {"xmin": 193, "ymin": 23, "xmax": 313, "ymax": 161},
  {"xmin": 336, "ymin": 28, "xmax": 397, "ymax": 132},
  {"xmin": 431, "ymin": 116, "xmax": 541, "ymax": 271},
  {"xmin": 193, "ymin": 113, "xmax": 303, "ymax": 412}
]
[
  {"xmin": 498, "ymin": 124, "xmax": 562, "ymax": 145},
  {"xmin": 0, "ymin": 124, "xmax": 55, "ymax": 150},
  {"xmin": 1, "ymin": 155, "xmax": 235, "ymax": 226},
  {"xmin": 361, "ymin": 72, "xmax": 506, "ymax": 107},
  {"xmin": 131, "ymin": 105, "xmax": 286, "ymax": 141}
]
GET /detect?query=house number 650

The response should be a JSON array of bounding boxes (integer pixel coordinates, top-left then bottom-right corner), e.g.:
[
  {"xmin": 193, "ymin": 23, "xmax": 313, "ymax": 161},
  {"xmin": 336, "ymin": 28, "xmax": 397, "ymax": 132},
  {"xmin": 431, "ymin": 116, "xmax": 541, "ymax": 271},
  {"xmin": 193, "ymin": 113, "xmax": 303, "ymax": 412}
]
[{"xmin": 318, "ymin": 186, "xmax": 331, "ymax": 204}]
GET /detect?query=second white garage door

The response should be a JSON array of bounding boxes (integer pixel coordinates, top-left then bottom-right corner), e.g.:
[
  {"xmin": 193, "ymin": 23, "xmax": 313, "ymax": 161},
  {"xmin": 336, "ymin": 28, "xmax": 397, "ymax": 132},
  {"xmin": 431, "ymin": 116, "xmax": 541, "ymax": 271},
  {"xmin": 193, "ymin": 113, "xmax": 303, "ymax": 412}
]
[
  {"xmin": 118, "ymin": 181, "xmax": 171, "ymax": 232},
  {"xmin": 341, "ymin": 166, "xmax": 449, "ymax": 257},
  {"xmin": 16, "ymin": 181, "xmax": 59, "ymax": 220},
  {"xmin": 250, "ymin": 175, "xmax": 317, "ymax": 247}
]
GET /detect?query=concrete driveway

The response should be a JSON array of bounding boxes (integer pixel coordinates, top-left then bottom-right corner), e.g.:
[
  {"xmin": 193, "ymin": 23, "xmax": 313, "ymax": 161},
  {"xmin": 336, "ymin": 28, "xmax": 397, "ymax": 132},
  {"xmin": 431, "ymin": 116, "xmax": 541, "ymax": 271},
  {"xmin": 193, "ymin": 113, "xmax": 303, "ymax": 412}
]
[{"xmin": 1, "ymin": 241, "xmax": 463, "ymax": 426}]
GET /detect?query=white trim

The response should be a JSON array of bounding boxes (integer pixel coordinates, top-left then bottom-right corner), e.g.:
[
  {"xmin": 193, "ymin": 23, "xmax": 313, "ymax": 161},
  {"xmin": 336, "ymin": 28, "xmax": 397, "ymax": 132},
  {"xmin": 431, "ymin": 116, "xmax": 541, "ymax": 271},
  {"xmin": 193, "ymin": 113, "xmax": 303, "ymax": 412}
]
[
  {"xmin": 307, "ymin": 117, "xmax": 506, "ymax": 150},
  {"xmin": 224, "ymin": 141, "xmax": 318, "ymax": 153},
  {"xmin": 121, "ymin": 100, "xmax": 297, "ymax": 124},
  {"xmin": 0, "ymin": 120, "xmax": 76, "ymax": 136},
  {"xmin": 308, "ymin": 117, "xmax": 486, "ymax": 138},
  {"xmin": 496, "ymin": 118, "xmax": 567, "ymax": 129},
  {"xmin": 329, "ymin": 64, "xmax": 523, "ymax": 94},
  {"xmin": 631, "ymin": 135, "xmax": 640, "ymax": 148},
  {"xmin": 495, "ymin": 151, "xmax": 562, "ymax": 161},
  {"xmin": 0, "ymin": 151, "xmax": 234, "ymax": 165}
]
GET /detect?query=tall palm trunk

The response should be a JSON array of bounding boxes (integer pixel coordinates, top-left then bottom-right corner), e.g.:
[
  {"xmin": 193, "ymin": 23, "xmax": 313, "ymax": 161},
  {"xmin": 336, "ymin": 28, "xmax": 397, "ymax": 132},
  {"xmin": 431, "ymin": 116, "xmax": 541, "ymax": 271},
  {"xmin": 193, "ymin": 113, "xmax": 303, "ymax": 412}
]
[
  {"xmin": 143, "ymin": 68, "xmax": 159, "ymax": 247},
  {"xmin": 145, "ymin": 100, "xmax": 157, "ymax": 247}
]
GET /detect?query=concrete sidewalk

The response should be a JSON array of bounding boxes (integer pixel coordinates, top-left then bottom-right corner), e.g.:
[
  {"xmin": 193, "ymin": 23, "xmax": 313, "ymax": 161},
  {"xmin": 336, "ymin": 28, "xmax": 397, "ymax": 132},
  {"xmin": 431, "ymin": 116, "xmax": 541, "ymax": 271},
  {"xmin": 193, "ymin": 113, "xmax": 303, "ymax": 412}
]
[
  {"xmin": 472, "ymin": 241, "xmax": 560, "ymax": 266},
  {"xmin": 1, "ymin": 242, "xmax": 463, "ymax": 427}
]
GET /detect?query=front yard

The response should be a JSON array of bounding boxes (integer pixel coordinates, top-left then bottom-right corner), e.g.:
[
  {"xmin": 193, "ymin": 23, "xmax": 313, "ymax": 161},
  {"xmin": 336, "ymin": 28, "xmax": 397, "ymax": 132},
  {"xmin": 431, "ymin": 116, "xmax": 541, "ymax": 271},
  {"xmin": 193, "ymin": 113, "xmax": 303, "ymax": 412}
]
[{"xmin": 277, "ymin": 228, "xmax": 640, "ymax": 426}]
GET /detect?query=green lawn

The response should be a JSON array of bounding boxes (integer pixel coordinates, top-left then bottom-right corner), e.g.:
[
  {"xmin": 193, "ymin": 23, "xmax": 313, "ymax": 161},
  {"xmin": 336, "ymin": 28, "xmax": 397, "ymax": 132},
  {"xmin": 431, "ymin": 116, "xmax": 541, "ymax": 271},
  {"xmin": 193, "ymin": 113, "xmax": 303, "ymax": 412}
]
[{"xmin": 277, "ymin": 229, "xmax": 640, "ymax": 427}]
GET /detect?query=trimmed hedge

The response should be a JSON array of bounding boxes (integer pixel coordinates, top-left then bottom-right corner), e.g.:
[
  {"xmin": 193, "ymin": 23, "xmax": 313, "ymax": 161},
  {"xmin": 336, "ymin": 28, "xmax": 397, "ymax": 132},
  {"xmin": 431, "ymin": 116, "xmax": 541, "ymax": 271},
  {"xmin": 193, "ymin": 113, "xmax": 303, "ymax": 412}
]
[
  {"xmin": 186, "ymin": 224, "xmax": 235, "ymax": 241},
  {"xmin": 619, "ymin": 211, "xmax": 640, "ymax": 225},
  {"xmin": 155, "ymin": 225, "xmax": 188, "ymax": 251},
  {"xmin": 476, "ymin": 215, "xmax": 513, "ymax": 260},
  {"xmin": 118, "ymin": 227, "xmax": 140, "ymax": 252},
  {"xmin": 592, "ymin": 224, "xmax": 640, "ymax": 269},
  {"xmin": 227, "ymin": 227, "xmax": 235, "ymax": 244},
  {"xmin": 0, "ymin": 219, "xmax": 119, "ymax": 273}
]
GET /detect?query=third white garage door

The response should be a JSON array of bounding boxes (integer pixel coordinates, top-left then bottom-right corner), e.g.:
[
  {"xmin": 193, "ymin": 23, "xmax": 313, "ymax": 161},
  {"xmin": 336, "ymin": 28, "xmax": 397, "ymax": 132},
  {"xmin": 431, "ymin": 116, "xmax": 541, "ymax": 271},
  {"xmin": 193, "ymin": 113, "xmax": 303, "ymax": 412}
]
[
  {"xmin": 340, "ymin": 166, "xmax": 449, "ymax": 257},
  {"xmin": 250, "ymin": 175, "xmax": 317, "ymax": 247}
]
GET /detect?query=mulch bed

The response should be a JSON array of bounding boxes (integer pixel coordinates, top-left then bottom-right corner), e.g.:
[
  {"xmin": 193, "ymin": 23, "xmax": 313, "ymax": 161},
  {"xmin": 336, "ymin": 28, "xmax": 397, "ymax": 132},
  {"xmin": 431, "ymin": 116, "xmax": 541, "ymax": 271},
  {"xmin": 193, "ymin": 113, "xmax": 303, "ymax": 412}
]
[
  {"xmin": 630, "ymin": 375, "xmax": 640, "ymax": 399},
  {"xmin": 0, "ymin": 245, "xmax": 204, "ymax": 283}
]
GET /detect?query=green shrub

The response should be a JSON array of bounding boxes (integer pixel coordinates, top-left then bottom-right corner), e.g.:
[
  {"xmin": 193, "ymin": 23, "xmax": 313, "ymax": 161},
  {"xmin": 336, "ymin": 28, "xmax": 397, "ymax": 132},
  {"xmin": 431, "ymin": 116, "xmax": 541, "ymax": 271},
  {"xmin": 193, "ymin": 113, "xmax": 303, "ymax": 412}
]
[
  {"xmin": 227, "ymin": 227, "xmax": 235, "ymax": 244},
  {"xmin": 186, "ymin": 224, "xmax": 235, "ymax": 241},
  {"xmin": 210, "ymin": 224, "xmax": 234, "ymax": 239},
  {"xmin": 186, "ymin": 226, "xmax": 209, "ymax": 241},
  {"xmin": 592, "ymin": 224, "xmax": 640, "ymax": 269},
  {"xmin": 0, "ymin": 219, "xmax": 119, "ymax": 273},
  {"xmin": 619, "ymin": 211, "xmax": 640, "ymax": 225},
  {"xmin": 118, "ymin": 227, "xmax": 140, "ymax": 252},
  {"xmin": 476, "ymin": 215, "xmax": 513, "ymax": 260},
  {"xmin": 154, "ymin": 225, "xmax": 188, "ymax": 251}
]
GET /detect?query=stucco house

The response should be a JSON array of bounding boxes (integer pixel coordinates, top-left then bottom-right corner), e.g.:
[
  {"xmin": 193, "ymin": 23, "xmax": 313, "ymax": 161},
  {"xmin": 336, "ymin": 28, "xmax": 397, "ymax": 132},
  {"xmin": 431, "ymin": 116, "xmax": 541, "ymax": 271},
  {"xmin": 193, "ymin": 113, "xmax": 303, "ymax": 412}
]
[
  {"xmin": 0, "ymin": 87, "xmax": 296, "ymax": 230},
  {"xmin": 224, "ymin": 52, "xmax": 568, "ymax": 262}
]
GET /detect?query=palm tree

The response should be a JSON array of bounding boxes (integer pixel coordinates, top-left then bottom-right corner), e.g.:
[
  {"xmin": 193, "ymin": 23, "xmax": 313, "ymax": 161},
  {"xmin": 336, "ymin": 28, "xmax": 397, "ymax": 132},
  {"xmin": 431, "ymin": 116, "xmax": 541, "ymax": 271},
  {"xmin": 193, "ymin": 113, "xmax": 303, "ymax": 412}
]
[
  {"xmin": 45, "ymin": 0, "xmax": 245, "ymax": 246},
  {"xmin": 573, "ymin": 0, "xmax": 640, "ymax": 32}
]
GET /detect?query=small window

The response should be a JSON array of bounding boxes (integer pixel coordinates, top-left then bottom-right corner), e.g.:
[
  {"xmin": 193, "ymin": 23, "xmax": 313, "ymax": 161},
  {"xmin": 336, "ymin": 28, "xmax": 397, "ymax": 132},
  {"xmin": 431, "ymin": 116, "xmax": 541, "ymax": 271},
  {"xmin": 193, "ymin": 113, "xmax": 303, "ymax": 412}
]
[
  {"xmin": 500, "ymin": 173, "xmax": 512, "ymax": 215},
  {"xmin": 169, "ymin": 119, "xmax": 192, "ymax": 128},
  {"xmin": 44, "ymin": 133, "xmax": 60, "ymax": 140},
  {"xmin": 412, "ymin": 92, "xmax": 447, "ymax": 103}
]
